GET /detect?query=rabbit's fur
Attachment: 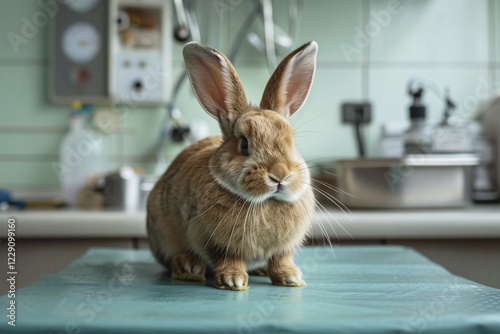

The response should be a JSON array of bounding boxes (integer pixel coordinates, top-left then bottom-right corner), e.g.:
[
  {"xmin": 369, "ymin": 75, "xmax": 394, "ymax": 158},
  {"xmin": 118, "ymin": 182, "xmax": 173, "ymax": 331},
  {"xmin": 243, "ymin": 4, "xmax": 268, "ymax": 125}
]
[{"xmin": 147, "ymin": 41, "xmax": 318, "ymax": 290}]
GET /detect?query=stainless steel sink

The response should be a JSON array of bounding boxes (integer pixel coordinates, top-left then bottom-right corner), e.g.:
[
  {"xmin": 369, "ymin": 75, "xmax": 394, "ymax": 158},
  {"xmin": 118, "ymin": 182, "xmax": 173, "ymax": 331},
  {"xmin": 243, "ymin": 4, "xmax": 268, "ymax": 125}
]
[{"xmin": 319, "ymin": 154, "xmax": 479, "ymax": 209}]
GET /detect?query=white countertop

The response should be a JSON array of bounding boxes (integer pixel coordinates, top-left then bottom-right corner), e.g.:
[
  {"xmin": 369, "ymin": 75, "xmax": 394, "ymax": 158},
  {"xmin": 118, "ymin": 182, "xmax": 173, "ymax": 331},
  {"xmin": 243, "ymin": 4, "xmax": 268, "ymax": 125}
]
[{"xmin": 1, "ymin": 206, "xmax": 499, "ymax": 239}]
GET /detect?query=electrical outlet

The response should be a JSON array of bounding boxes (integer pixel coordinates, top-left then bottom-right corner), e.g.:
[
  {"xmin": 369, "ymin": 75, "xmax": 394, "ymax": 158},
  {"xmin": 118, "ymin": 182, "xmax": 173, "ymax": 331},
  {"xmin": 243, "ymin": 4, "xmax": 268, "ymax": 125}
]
[{"xmin": 342, "ymin": 103, "xmax": 372, "ymax": 124}]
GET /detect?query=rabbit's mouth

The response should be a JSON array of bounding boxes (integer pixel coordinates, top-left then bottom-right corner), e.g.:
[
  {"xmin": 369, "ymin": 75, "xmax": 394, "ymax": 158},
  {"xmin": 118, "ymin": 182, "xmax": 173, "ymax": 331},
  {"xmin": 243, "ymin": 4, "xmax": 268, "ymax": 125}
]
[
  {"xmin": 270, "ymin": 182, "xmax": 310, "ymax": 202},
  {"xmin": 246, "ymin": 175, "xmax": 310, "ymax": 203},
  {"xmin": 266, "ymin": 175, "xmax": 298, "ymax": 201}
]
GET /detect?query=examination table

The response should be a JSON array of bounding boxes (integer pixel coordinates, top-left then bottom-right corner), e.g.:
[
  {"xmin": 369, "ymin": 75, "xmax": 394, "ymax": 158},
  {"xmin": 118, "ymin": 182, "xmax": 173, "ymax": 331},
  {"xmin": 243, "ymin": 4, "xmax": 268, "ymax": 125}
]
[{"xmin": 1, "ymin": 246, "xmax": 499, "ymax": 333}]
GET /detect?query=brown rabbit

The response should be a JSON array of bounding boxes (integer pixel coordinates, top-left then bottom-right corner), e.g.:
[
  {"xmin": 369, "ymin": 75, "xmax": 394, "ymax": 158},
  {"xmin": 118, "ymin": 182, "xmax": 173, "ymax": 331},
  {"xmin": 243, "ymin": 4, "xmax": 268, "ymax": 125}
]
[{"xmin": 147, "ymin": 41, "xmax": 318, "ymax": 290}]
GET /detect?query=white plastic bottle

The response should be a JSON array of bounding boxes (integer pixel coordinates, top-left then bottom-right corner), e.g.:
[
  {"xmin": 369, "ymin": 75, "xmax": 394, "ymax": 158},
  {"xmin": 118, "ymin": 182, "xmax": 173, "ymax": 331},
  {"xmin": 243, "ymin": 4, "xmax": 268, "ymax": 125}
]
[{"xmin": 57, "ymin": 102, "xmax": 109, "ymax": 206}]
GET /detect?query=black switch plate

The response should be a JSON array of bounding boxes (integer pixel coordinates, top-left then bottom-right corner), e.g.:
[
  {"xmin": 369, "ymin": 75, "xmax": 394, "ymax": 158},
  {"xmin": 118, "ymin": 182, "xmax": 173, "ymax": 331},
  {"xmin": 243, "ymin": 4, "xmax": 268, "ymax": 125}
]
[{"xmin": 342, "ymin": 103, "xmax": 372, "ymax": 124}]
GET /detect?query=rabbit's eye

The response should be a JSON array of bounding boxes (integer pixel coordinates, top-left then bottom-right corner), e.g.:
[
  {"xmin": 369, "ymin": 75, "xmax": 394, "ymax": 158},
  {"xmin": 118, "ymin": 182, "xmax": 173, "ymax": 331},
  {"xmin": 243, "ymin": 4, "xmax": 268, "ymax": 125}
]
[{"xmin": 240, "ymin": 136, "xmax": 249, "ymax": 156}]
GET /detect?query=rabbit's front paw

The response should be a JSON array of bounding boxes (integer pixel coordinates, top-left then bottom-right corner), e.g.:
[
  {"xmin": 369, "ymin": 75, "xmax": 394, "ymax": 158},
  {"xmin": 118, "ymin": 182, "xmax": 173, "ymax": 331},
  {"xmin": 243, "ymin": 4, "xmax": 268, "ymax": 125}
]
[
  {"xmin": 170, "ymin": 252, "xmax": 206, "ymax": 282},
  {"xmin": 215, "ymin": 270, "xmax": 249, "ymax": 291},
  {"xmin": 271, "ymin": 269, "xmax": 306, "ymax": 287},
  {"xmin": 269, "ymin": 254, "xmax": 306, "ymax": 287}
]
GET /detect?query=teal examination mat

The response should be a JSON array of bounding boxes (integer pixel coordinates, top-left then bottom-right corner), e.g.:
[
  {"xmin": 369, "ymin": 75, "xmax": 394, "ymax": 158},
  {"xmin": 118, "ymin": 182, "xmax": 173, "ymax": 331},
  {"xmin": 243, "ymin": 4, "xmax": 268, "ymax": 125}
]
[{"xmin": 1, "ymin": 246, "xmax": 499, "ymax": 333}]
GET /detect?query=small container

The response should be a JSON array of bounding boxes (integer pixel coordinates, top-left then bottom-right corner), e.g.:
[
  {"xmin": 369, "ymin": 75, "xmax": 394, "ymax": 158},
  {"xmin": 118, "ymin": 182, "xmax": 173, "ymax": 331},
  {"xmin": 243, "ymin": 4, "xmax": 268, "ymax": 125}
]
[{"xmin": 101, "ymin": 166, "xmax": 141, "ymax": 211}]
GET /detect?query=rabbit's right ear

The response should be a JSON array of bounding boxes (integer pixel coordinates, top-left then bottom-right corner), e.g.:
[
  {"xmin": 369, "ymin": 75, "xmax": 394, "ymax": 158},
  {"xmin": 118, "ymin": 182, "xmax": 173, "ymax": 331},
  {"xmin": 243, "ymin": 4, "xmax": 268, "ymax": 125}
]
[{"xmin": 183, "ymin": 42, "xmax": 248, "ymax": 137}]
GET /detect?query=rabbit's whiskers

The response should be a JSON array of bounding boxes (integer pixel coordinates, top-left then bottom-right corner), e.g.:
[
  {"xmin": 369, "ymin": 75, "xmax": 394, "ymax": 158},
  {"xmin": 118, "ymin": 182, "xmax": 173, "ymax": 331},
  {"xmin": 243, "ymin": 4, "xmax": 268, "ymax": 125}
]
[
  {"xmin": 225, "ymin": 196, "xmax": 248, "ymax": 260},
  {"xmin": 241, "ymin": 200, "xmax": 253, "ymax": 257},
  {"xmin": 313, "ymin": 177, "xmax": 357, "ymax": 198},
  {"xmin": 308, "ymin": 183, "xmax": 355, "ymax": 241},
  {"xmin": 292, "ymin": 111, "xmax": 331, "ymax": 132},
  {"xmin": 309, "ymin": 181, "xmax": 352, "ymax": 217},
  {"xmin": 294, "ymin": 160, "xmax": 356, "ymax": 247},
  {"xmin": 311, "ymin": 199, "xmax": 336, "ymax": 255}
]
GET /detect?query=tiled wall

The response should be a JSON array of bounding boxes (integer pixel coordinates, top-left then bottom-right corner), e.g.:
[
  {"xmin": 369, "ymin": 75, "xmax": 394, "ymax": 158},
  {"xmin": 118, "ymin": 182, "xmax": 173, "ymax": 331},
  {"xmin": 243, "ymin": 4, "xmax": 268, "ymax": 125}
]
[{"xmin": 1, "ymin": 0, "xmax": 499, "ymax": 192}]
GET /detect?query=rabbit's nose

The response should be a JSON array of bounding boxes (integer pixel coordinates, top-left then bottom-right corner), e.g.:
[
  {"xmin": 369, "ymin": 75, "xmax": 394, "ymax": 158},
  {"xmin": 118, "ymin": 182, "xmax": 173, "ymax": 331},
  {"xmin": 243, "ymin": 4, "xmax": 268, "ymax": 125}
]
[
  {"xmin": 268, "ymin": 163, "xmax": 290, "ymax": 182},
  {"xmin": 268, "ymin": 163, "xmax": 293, "ymax": 192}
]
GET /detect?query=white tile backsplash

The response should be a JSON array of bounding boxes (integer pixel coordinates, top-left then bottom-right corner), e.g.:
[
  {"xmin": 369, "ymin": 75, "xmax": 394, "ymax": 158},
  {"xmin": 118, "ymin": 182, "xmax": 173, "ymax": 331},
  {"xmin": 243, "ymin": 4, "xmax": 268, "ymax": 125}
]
[
  {"xmin": 0, "ymin": 0, "xmax": 47, "ymax": 60},
  {"xmin": 369, "ymin": 0, "xmax": 489, "ymax": 63},
  {"xmin": 228, "ymin": 0, "xmax": 364, "ymax": 65},
  {"xmin": 293, "ymin": 68, "xmax": 363, "ymax": 160},
  {"xmin": 299, "ymin": 0, "xmax": 363, "ymax": 63},
  {"xmin": 0, "ymin": 65, "xmax": 67, "ymax": 126}
]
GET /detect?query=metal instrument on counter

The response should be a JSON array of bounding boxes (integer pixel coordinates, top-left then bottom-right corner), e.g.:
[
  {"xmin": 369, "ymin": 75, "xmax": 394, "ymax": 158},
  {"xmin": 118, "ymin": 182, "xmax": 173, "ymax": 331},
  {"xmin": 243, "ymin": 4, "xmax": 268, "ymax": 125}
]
[
  {"xmin": 100, "ymin": 166, "xmax": 142, "ymax": 211},
  {"xmin": 76, "ymin": 166, "xmax": 157, "ymax": 211},
  {"xmin": 99, "ymin": 166, "xmax": 158, "ymax": 211}
]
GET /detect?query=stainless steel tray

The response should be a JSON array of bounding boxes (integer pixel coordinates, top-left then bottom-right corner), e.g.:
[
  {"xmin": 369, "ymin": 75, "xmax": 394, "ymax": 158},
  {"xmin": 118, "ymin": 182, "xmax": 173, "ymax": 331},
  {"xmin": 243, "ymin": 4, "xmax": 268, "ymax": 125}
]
[{"xmin": 320, "ymin": 154, "xmax": 479, "ymax": 209}]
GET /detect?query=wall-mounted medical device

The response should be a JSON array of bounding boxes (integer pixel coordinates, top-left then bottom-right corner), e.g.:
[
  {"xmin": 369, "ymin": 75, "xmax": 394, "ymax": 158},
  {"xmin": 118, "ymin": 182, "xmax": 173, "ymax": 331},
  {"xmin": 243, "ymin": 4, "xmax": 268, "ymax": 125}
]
[{"xmin": 49, "ymin": 0, "xmax": 171, "ymax": 105}]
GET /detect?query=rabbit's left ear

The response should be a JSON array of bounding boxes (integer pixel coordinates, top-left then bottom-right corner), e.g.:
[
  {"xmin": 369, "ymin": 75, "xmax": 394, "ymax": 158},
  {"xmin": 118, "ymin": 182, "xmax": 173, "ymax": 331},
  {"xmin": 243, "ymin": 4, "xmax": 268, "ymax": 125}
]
[{"xmin": 260, "ymin": 41, "xmax": 318, "ymax": 119}]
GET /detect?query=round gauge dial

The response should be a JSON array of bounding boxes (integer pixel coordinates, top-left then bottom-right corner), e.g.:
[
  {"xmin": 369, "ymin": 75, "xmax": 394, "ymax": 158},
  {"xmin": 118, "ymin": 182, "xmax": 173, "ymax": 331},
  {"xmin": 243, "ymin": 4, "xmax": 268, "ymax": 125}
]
[
  {"xmin": 66, "ymin": 0, "xmax": 100, "ymax": 13},
  {"xmin": 62, "ymin": 22, "xmax": 101, "ymax": 63}
]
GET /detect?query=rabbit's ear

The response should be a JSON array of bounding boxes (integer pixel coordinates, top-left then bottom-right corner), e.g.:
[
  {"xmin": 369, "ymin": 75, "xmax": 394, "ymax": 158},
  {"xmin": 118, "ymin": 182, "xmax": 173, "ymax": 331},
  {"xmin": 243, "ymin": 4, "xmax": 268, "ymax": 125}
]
[
  {"xmin": 183, "ymin": 42, "xmax": 248, "ymax": 137},
  {"xmin": 260, "ymin": 41, "xmax": 318, "ymax": 119}
]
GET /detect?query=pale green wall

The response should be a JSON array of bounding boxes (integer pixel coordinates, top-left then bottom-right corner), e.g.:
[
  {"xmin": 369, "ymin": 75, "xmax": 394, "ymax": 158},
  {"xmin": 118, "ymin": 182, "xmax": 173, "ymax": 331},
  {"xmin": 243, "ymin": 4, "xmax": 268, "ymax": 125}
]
[{"xmin": 1, "ymin": 0, "xmax": 499, "ymax": 190}]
